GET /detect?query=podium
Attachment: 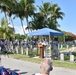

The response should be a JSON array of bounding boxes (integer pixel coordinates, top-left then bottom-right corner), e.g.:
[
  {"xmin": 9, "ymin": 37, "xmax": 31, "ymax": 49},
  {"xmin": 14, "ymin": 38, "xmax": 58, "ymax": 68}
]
[{"xmin": 38, "ymin": 43, "xmax": 44, "ymax": 58}]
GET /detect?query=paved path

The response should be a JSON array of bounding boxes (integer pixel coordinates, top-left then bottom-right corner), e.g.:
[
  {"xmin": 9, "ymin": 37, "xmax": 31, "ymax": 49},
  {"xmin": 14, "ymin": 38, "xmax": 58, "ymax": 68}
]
[{"xmin": 0, "ymin": 55, "xmax": 76, "ymax": 75}]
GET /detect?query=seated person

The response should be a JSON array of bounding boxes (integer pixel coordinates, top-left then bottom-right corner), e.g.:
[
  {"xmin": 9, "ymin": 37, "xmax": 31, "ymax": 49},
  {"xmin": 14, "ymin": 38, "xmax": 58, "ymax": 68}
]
[{"xmin": 35, "ymin": 58, "xmax": 53, "ymax": 75}]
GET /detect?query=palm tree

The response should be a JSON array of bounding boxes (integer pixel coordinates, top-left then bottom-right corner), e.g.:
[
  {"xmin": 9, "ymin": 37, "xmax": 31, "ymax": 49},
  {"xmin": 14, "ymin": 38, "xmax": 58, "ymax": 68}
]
[
  {"xmin": 11, "ymin": 0, "xmax": 36, "ymax": 35},
  {"xmin": 13, "ymin": 2, "xmax": 26, "ymax": 35},
  {"xmin": 0, "ymin": 0, "xmax": 16, "ymax": 29},
  {"xmin": 6, "ymin": 0, "xmax": 17, "ymax": 39},
  {"xmin": 0, "ymin": 18, "xmax": 14, "ymax": 39},
  {"xmin": 38, "ymin": 2, "xmax": 51, "ymax": 19},
  {"xmin": 0, "ymin": 18, "xmax": 7, "ymax": 39},
  {"xmin": 0, "ymin": 4, "xmax": 8, "ymax": 24},
  {"xmin": 30, "ymin": 2, "xmax": 58, "ymax": 30},
  {"xmin": 37, "ymin": 2, "xmax": 65, "ymax": 30},
  {"xmin": 29, "ymin": 12, "xmax": 46, "ymax": 30},
  {"xmin": 0, "ymin": 0, "xmax": 13, "ymax": 24},
  {"xmin": 49, "ymin": 4, "xmax": 65, "ymax": 31},
  {"xmin": 19, "ymin": 0, "xmax": 36, "ymax": 31},
  {"xmin": 0, "ymin": 0, "xmax": 17, "ymax": 39},
  {"xmin": 50, "ymin": 4, "xmax": 65, "ymax": 26}
]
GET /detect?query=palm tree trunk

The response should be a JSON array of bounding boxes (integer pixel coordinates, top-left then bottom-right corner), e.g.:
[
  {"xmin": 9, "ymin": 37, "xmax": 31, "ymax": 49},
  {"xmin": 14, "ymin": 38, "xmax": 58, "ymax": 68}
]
[
  {"xmin": 26, "ymin": 17, "xmax": 30, "ymax": 31},
  {"xmin": 4, "ymin": 11, "xmax": 8, "ymax": 25},
  {"xmin": 10, "ymin": 17, "xmax": 15, "ymax": 39},
  {"xmin": 10, "ymin": 17, "xmax": 15, "ymax": 30},
  {"xmin": 20, "ymin": 19, "xmax": 26, "ymax": 35},
  {"xmin": 3, "ymin": 33, "xmax": 6, "ymax": 39}
]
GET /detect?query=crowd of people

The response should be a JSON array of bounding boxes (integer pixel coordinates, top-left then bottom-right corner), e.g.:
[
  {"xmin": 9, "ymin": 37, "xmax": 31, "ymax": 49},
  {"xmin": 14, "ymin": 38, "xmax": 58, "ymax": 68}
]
[
  {"xmin": 0, "ymin": 38, "xmax": 49, "ymax": 53},
  {"xmin": 0, "ymin": 38, "xmax": 53, "ymax": 75}
]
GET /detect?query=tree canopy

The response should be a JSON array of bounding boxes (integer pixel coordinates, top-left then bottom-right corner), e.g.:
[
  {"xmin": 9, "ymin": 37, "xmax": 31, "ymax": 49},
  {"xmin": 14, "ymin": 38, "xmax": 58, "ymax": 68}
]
[{"xmin": 0, "ymin": 0, "xmax": 65, "ymax": 40}]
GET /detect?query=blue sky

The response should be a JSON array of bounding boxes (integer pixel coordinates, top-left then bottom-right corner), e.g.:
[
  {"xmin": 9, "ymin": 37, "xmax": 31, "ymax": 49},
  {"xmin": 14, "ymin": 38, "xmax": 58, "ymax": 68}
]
[{"xmin": 0, "ymin": 0, "xmax": 76, "ymax": 34}]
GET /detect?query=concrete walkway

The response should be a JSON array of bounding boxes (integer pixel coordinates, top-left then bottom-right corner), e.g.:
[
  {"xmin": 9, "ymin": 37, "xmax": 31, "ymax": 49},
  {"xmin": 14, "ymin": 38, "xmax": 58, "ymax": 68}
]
[{"xmin": 0, "ymin": 55, "xmax": 76, "ymax": 75}]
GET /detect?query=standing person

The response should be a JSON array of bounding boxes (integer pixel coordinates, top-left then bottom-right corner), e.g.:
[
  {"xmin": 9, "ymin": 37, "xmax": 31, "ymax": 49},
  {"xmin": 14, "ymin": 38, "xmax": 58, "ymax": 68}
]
[
  {"xmin": 35, "ymin": 58, "xmax": 53, "ymax": 75},
  {"xmin": 42, "ymin": 39, "xmax": 48, "ymax": 58}
]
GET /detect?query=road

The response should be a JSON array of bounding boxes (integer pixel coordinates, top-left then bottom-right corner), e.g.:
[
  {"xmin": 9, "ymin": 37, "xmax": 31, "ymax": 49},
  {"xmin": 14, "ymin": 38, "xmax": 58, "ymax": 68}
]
[{"xmin": 0, "ymin": 55, "xmax": 76, "ymax": 75}]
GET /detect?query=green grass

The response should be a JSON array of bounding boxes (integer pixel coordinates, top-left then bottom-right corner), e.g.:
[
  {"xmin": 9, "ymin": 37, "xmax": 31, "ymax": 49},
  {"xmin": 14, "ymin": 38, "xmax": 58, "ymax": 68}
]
[
  {"xmin": 60, "ymin": 47, "xmax": 67, "ymax": 50},
  {"xmin": 9, "ymin": 54, "xmax": 42, "ymax": 64},
  {"xmin": 53, "ymin": 60, "xmax": 76, "ymax": 69},
  {"xmin": 60, "ymin": 46, "xmax": 72, "ymax": 51},
  {"xmin": 8, "ymin": 54, "xmax": 76, "ymax": 70}
]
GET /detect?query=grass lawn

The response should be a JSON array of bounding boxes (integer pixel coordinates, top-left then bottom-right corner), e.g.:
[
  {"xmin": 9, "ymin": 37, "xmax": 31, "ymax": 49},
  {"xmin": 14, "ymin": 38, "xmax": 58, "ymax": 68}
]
[{"xmin": 8, "ymin": 54, "xmax": 76, "ymax": 70}]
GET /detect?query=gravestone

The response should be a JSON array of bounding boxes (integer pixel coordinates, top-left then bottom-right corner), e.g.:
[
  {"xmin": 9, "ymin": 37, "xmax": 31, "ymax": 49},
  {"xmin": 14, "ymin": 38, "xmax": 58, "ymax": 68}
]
[
  {"xmin": 70, "ymin": 55, "xmax": 74, "ymax": 62},
  {"xmin": 15, "ymin": 46, "xmax": 18, "ymax": 54},
  {"xmin": 60, "ymin": 53, "xmax": 64, "ymax": 61},
  {"xmin": 26, "ymin": 48, "xmax": 28, "ymax": 56},
  {"xmin": 21, "ymin": 46, "xmax": 24, "ymax": 54}
]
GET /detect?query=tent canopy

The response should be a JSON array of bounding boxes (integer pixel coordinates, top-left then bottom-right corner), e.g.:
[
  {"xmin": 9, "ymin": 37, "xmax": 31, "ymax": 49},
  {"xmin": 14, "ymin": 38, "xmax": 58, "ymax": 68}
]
[{"xmin": 28, "ymin": 28, "xmax": 64, "ymax": 36}]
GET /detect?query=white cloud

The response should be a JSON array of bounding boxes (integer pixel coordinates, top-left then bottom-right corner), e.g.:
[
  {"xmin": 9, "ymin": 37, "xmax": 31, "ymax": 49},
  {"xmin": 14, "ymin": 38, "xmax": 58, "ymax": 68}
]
[
  {"xmin": 15, "ymin": 25, "xmax": 29, "ymax": 35},
  {"xmin": 8, "ymin": 24, "xmax": 27, "ymax": 34},
  {"xmin": 7, "ymin": 24, "xmax": 32, "ymax": 35}
]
